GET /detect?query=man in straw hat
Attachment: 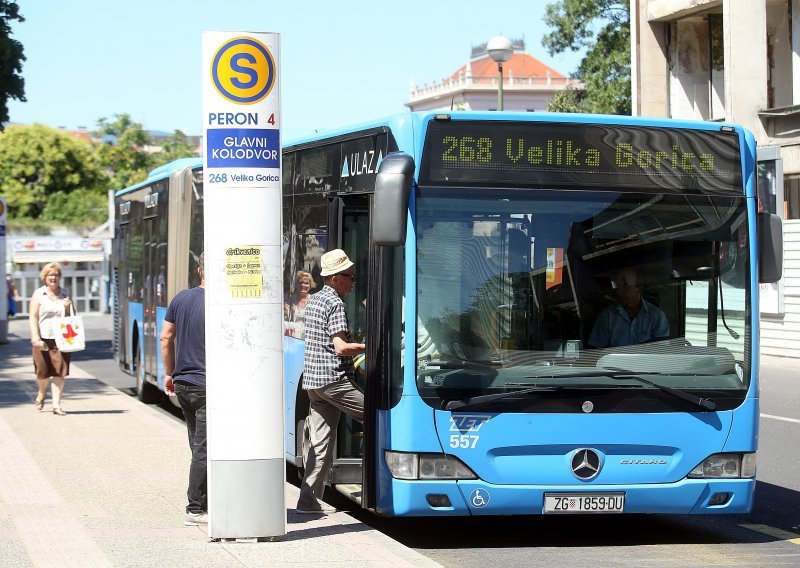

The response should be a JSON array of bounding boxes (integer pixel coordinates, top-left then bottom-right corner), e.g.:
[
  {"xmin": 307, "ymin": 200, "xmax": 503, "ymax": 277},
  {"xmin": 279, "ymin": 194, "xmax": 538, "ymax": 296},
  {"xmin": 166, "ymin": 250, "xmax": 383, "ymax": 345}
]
[{"xmin": 296, "ymin": 249, "xmax": 366, "ymax": 514}]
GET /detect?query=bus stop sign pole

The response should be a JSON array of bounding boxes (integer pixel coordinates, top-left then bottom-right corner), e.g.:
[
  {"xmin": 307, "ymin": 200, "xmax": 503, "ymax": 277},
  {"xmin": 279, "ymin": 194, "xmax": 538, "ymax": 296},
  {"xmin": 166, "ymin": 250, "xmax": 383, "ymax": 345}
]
[{"xmin": 201, "ymin": 31, "xmax": 285, "ymax": 539}]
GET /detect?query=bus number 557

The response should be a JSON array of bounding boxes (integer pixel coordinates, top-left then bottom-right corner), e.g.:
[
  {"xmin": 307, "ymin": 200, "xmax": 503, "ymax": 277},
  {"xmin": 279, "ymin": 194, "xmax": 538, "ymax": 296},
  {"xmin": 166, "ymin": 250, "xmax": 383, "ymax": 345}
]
[{"xmin": 450, "ymin": 435, "xmax": 479, "ymax": 448}]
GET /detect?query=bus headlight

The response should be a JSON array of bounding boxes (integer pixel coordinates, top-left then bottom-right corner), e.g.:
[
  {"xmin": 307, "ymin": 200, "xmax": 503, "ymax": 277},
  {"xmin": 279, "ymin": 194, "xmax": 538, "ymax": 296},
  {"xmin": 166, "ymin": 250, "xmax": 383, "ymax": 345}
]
[
  {"xmin": 385, "ymin": 451, "xmax": 477, "ymax": 480},
  {"xmin": 687, "ymin": 453, "xmax": 756, "ymax": 479}
]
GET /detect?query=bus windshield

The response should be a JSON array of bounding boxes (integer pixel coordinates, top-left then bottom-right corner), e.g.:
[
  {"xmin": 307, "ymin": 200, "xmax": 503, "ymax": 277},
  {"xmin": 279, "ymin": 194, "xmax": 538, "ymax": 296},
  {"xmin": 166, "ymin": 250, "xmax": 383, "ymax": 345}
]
[{"xmin": 415, "ymin": 188, "xmax": 750, "ymax": 413}]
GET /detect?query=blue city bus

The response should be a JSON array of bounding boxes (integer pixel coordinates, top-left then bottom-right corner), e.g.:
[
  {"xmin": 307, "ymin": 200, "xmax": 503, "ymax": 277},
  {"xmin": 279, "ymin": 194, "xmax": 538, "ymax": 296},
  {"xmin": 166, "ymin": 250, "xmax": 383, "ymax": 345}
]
[
  {"xmin": 113, "ymin": 157, "xmax": 204, "ymax": 404},
  {"xmin": 116, "ymin": 111, "xmax": 783, "ymax": 516}
]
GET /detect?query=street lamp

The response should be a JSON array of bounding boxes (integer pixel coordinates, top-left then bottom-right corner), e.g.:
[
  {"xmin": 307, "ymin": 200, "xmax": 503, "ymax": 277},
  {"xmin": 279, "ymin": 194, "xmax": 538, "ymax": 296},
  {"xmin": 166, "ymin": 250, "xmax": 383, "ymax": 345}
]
[{"xmin": 487, "ymin": 35, "xmax": 513, "ymax": 111}]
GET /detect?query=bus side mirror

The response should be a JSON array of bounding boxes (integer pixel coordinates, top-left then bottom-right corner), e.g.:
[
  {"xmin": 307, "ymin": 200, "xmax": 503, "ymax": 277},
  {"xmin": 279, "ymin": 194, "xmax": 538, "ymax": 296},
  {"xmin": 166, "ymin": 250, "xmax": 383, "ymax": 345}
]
[
  {"xmin": 758, "ymin": 212, "xmax": 783, "ymax": 284},
  {"xmin": 373, "ymin": 152, "xmax": 414, "ymax": 246}
]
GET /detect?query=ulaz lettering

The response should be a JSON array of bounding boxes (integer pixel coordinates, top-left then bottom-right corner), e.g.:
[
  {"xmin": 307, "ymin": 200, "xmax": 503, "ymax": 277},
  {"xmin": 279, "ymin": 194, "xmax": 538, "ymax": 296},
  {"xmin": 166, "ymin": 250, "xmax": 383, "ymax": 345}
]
[{"xmin": 342, "ymin": 150, "xmax": 383, "ymax": 177}]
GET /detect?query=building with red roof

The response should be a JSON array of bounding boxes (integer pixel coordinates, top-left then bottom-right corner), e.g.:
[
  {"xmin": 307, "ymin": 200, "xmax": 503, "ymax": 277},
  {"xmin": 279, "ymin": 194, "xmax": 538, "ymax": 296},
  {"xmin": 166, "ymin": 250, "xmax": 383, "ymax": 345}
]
[{"xmin": 407, "ymin": 39, "xmax": 581, "ymax": 112}]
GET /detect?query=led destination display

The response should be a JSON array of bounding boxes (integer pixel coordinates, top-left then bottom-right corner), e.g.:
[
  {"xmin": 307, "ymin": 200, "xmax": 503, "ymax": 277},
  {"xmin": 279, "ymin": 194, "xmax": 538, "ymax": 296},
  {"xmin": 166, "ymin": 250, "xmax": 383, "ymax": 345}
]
[{"xmin": 420, "ymin": 120, "xmax": 742, "ymax": 195}]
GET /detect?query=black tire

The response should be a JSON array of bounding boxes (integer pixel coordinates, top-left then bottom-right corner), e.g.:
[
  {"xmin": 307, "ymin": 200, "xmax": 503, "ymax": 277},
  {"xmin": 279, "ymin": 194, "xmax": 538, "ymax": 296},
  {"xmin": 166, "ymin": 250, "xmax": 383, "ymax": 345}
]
[
  {"xmin": 296, "ymin": 417, "xmax": 309, "ymax": 480},
  {"xmin": 294, "ymin": 385, "xmax": 310, "ymax": 480},
  {"xmin": 135, "ymin": 350, "xmax": 159, "ymax": 404}
]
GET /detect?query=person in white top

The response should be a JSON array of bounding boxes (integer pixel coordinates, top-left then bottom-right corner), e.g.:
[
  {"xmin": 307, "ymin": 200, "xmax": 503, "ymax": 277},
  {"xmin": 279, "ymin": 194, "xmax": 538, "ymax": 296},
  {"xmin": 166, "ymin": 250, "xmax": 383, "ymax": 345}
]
[
  {"xmin": 28, "ymin": 262, "xmax": 73, "ymax": 415},
  {"xmin": 285, "ymin": 270, "xmax": 316, "ymax": 339}
]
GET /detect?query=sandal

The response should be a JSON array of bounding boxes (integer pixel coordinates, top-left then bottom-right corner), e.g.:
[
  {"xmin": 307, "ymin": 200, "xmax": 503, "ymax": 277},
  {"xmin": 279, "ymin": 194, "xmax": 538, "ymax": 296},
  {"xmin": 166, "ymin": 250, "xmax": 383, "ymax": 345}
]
[
  {"xmin": 52, "ymin": 407, "xmax": 67, "ymax": 416},
  {"xmin": 35, "ymin": 398, "xmax": 44, "ymax": 411}
]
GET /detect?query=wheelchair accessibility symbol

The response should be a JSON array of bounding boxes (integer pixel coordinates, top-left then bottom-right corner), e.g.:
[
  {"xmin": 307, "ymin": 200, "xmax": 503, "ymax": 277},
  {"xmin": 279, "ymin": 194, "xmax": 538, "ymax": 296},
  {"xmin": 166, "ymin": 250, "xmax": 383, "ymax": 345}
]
[{"xmin": 469, "ymin": 488, "xmax": 490, "ymax": 509}]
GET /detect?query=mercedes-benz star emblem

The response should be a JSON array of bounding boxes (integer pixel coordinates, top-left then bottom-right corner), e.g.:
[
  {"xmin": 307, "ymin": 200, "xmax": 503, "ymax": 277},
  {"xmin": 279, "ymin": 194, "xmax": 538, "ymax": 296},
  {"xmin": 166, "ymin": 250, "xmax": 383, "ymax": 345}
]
[{"xmin": 571, "ymin": 448, "xmax": 601, "ymax": 481}]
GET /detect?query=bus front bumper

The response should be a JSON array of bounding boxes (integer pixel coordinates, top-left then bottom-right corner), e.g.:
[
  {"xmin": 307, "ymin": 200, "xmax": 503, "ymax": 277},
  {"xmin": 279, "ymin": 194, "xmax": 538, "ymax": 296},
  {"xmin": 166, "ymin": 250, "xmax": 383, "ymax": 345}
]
[{"xmin": 380, "ymin": 477, "xmax": 755, "ymax": 516}]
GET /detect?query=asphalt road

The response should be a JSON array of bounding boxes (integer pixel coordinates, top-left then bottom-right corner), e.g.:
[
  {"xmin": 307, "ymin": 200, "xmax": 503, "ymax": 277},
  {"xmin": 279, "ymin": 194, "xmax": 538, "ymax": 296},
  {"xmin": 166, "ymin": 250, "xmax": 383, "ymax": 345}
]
[
  {"xmin": 350, "ymin": 356, "xmax": 800, "ymax": 568},
  {"xmin": 9, "ymin": 314, "xmax": 800, "ymax": 567}
]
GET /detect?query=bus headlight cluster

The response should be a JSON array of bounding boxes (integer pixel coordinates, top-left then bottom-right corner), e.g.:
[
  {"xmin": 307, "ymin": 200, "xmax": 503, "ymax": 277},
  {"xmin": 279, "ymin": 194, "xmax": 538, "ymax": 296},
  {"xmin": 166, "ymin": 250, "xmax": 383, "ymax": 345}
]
[
  {"xmin": 687, "ymin": 453, "xmax": 756, "ymax": 479},
  {"xmin": 384, "ymin": 451, "xmax": 477, "ymax": 480}
]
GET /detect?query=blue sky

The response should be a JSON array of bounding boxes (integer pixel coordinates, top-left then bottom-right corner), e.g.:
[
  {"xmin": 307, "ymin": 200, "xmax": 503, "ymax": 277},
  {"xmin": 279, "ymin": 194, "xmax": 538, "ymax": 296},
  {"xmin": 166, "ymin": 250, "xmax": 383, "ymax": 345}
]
[{"xmin": 8, "ymin": 0, "xmax": 584, "ymax": 140}]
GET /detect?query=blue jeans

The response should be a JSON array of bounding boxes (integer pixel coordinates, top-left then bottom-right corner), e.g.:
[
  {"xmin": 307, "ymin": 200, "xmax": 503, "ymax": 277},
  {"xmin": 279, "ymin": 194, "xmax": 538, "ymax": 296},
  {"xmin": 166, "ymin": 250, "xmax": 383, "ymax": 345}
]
[{"xmin": 174, "ymin": 383, "xmax": 207, "ymax": 514}]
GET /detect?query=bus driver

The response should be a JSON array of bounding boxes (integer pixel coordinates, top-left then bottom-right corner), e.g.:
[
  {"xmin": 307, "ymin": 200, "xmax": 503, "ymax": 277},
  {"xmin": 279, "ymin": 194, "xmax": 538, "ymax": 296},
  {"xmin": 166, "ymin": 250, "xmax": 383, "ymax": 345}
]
[{"xmin": 587, "ymin": 267, "xmax": 669, "ymax": 349}]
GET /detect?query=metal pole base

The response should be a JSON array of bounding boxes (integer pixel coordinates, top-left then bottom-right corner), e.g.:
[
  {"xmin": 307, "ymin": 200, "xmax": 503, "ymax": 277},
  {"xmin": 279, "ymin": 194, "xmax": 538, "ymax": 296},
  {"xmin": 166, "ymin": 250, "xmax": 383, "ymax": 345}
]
[{"xmin": 208, "ymin": 458, "xmax": 286, "ymax": 538}]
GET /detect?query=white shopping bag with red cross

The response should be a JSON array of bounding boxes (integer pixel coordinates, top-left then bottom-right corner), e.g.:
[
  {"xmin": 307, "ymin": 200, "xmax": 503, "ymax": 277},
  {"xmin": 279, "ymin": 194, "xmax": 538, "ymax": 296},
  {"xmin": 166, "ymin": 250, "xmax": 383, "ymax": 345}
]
[{"xmin": 54, "ymin": 305, "xmax": 85, "ymax": 353}]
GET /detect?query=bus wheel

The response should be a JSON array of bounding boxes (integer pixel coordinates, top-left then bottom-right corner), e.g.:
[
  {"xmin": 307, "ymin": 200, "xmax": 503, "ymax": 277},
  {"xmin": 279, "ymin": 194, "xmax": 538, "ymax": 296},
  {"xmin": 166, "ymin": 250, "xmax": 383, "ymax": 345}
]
[
  {"xmin": 136, "ymin": 351, "xmax": 159, "ymax": 404},
  {"xmin": 295, "ymin": 417, "xmax": 310, "ymax": 480}
]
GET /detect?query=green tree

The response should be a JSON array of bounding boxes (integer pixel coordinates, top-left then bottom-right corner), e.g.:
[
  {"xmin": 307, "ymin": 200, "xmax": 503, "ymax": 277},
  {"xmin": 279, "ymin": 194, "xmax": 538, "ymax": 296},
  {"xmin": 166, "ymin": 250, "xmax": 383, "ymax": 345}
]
[
  {"xmin": 543, "ymin": 0, "xmax": 630, "ymax": 115},
  {"xmin": 96, "ymin": 113, "xmax": 155, "ymax": 189},
  {"xmin": 42, "ymin": 188, "xmax": 108, "ymax": 225},
  {"xmin": 157, "ymin": 130, "xmax": 198, "ymax": 163},
  {"xmin": 0, "ymin": 124, "xmax": 107, "ymax": 222},
  {"xmin": 546, "ymin": 89, "xmax": 586, "ymax": 114},
  {"xmin": 0, "ymin": 1, "xmax": 25, "ymax": 129}
]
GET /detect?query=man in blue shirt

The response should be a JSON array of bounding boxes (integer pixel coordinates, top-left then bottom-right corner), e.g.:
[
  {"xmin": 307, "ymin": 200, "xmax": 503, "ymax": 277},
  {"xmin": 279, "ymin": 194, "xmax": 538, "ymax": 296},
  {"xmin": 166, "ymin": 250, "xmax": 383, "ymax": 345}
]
[
  {"xmin": 161, "ymin": 253, "xmax": 207, "ymax": 526},
  {"xmin": 588, "ymin": 267, "xmax": 669, "ymax": 349}
]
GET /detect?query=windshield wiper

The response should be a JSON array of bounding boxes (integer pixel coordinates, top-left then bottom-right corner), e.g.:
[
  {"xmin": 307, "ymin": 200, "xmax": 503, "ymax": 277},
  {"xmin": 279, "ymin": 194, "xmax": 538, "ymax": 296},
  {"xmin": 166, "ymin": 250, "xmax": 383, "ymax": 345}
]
[
  {"xmin": 443, "ymin": 382, "xmax": 637, "ymax": 411},
  {"xmin": 602, "ymin": 367, "xmax": 717, "ymax": 410},
  {"xmin": 529, "ymin": 369, "xmax": 717, "ymax": 410},
  {"xmin": 444, "ymin": 384, "xmax": 567, "ymax": 411},
  {"xmin": 445, "ymin": 370, "xmax": 717, "ymax": 411}
]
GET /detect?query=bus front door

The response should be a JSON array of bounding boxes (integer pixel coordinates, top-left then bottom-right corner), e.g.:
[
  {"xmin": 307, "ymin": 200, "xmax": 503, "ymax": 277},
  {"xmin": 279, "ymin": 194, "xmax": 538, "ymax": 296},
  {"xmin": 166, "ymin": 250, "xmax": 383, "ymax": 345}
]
[{"xmin": 329, "ymin": 195, "xmax": 370, "ymax": 504}]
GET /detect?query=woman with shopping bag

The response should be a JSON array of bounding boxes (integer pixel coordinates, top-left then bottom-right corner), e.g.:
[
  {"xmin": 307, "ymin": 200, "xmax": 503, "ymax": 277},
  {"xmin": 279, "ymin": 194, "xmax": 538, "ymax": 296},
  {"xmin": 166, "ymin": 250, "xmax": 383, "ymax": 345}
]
[{"xmin": 29, "ymin": 262, "xmax": 73, "ymax": 415}]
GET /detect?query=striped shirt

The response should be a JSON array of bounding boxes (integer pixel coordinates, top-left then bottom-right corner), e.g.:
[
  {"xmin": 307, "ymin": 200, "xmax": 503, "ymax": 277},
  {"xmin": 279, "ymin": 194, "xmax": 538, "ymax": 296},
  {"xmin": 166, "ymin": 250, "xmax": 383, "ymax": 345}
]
[{"xmin": 302, "ymin": 285, "xmax": 355, "ymax": 390}]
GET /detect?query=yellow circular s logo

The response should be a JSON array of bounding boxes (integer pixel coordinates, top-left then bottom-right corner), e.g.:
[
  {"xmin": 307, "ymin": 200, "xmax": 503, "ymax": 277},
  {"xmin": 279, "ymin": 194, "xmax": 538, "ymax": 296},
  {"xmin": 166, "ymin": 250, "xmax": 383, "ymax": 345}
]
[{"xmin": 211, "ymin": 37, "xmax": 275, "ymax": 104}]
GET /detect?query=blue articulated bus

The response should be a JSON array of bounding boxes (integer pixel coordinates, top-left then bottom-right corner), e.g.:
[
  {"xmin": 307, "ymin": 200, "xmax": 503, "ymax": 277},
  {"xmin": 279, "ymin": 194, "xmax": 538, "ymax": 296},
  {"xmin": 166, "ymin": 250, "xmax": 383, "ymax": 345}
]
[
  {"xmin": 113, "ymin": 157, "xmax": 204, "ymax": 404},
  {"xmin": 117, "ymin": 111, "xmax": 783, "ymax": 516}
]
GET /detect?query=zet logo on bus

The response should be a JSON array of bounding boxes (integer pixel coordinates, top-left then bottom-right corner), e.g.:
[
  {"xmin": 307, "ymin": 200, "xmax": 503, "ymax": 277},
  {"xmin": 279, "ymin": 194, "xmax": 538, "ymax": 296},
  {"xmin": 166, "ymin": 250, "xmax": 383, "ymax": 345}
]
[{"xmin": 211, "ymin": 37, "xmax": 276, "ymax": 104}]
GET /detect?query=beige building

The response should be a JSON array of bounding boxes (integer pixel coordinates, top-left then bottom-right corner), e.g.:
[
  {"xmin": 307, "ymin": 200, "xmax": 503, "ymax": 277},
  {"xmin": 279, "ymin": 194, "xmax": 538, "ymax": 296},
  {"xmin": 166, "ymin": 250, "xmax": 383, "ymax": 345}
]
[
  {"xmin": 631, "ymin": 0, "xmax": 799, "ymax": 358},
  {"xmin": 407, "ymin": 39, "xmax": 580, "ymax": 112}
]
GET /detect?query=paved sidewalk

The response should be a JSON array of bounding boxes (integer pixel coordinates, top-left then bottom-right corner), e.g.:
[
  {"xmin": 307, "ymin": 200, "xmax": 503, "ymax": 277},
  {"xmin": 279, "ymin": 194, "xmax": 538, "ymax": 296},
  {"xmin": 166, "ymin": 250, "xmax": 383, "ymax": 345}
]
[{"xmin": 0, "ymin": 329, "xmax": 441, "ymax": 568}]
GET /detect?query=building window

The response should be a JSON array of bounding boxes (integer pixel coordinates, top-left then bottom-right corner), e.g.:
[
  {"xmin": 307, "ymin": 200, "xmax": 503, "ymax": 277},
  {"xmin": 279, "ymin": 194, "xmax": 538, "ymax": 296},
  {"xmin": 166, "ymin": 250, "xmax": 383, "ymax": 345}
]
[
  {"xmin": 785, "ymin": 176, "xmax": 800, "ymax": 219},
  {"xmin": 766, "ymin": 0, "xmax": 792, "ymax": 109},
  {"xmin": 668, "ymin": 13, "xmax": 724, "ymax": 121},
  {"xmin": 709, "ymin": 13, "xmax": 724, "ymax": 120}
]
